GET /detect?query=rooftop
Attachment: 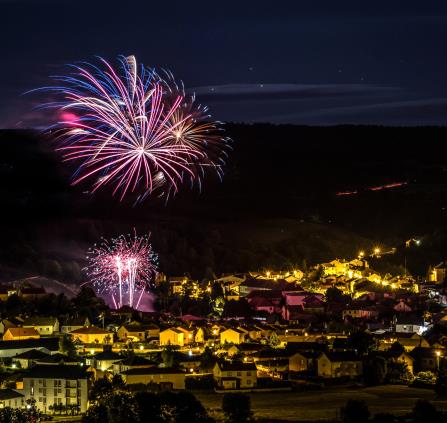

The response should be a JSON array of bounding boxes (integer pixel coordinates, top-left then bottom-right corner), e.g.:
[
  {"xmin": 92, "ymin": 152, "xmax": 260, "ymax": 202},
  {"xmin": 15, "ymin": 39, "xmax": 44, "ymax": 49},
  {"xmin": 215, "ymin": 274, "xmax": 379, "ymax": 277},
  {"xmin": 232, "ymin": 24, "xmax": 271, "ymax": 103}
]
[
  {"xmin": 25, "ymin": 365, "xmax": 91, "ymax": 380},
  {"xmin": 70, "ymin": 326, "xmax": 110, "ymax": 335}
]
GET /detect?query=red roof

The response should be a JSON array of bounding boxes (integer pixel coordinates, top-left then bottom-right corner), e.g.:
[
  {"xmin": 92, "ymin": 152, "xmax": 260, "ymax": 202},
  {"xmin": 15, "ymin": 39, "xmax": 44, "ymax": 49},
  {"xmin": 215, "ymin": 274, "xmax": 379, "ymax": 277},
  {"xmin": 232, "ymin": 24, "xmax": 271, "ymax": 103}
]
[
  {"xmin": 5, "ymin": 327, "xmax": 39, "ymax": 337},
  {"xmin": 70, "ymin": 326, "xmax": 110, "ymax": 335}
]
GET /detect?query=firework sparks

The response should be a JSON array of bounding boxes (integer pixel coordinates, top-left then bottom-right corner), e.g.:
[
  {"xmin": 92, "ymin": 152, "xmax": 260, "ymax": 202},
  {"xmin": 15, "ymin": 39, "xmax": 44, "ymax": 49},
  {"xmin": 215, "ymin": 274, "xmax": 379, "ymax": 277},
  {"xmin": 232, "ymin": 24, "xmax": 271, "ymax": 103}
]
[
  {"xmin": 34, "ymin": 55, "xmax": 230, "ymax": 202},
  {"xmin": 86, "ymin": 233, "xmax": 158, "ymax": 309}
]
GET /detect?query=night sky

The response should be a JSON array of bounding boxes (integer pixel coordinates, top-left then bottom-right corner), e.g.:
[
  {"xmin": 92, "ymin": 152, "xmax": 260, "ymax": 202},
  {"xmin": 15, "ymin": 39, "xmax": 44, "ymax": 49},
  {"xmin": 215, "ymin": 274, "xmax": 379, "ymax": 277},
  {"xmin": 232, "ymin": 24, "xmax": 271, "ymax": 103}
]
[{"xmin": 2, "ymin": 0, "xmax": 447, "ymax": 127}]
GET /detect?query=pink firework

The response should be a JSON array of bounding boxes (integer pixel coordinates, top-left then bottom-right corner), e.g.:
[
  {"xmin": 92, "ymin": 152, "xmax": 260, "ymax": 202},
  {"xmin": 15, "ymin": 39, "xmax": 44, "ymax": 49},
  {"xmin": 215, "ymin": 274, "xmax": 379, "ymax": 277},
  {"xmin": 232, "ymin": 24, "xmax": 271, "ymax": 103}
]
[
  {"xmin": 86, "ymin": 233, "xmax": 158, "ymax": 309},
  {"xmin": 35, "ymin": 55, "xmax": 229, "ymax": 202}
]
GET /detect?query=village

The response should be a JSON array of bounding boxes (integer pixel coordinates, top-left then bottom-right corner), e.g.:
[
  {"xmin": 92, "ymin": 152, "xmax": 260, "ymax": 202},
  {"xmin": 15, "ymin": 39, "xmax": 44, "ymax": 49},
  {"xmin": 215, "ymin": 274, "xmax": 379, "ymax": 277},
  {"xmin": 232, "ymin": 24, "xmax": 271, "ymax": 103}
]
[{"xmin": 0, "ymin": 251, "xmax": 444, "ymax": 419}]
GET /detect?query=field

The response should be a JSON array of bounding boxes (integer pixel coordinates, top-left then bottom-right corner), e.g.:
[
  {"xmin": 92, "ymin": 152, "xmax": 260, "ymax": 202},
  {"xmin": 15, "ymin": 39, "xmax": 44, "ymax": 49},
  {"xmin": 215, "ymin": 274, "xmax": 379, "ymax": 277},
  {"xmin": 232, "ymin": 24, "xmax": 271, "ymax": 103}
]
[{"xmin": 195, "ymin": 385, "xmax": 447, "ymax": 421}]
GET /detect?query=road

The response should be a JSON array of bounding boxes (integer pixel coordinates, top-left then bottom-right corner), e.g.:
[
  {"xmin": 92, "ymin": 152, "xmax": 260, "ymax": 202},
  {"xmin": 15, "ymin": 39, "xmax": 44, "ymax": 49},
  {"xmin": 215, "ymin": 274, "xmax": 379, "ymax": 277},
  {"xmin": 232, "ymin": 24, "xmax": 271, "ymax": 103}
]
[{"xmin": 195, "ymin": 385, "xmax": 447, "ymax": 421}]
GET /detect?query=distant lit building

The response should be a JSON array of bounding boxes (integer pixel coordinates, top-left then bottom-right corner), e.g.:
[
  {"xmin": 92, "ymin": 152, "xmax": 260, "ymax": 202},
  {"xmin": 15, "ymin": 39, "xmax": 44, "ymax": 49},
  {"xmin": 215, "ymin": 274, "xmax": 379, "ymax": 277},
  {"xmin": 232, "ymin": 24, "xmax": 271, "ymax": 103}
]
[{"xmin": 429, "ymin": 263, "xmax": 447, "ymax": 284}]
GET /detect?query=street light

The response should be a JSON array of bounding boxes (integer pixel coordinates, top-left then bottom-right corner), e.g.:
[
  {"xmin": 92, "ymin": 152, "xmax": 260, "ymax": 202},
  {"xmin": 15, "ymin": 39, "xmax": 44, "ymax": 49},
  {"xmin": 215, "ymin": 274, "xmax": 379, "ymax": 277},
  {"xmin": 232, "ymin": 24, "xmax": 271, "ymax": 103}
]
[
  {"xmin": 359, "ymin": 251, "xmax": 364, "ymax": 258},
  {"xmin": 374, "ymin": 248, "xmax": 381, "ymax": 256},
  {"xmin": 436, "ymin": 350, "xmax": 441, "ymax": 369}
]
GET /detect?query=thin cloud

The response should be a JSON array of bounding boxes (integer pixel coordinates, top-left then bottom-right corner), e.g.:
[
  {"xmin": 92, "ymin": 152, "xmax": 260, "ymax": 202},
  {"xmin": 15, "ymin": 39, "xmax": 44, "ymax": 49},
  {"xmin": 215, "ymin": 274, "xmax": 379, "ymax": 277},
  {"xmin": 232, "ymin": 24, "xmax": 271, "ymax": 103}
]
[{"xmin": 190, "ymin": 83, "xmax": 399, "ymax": 103}]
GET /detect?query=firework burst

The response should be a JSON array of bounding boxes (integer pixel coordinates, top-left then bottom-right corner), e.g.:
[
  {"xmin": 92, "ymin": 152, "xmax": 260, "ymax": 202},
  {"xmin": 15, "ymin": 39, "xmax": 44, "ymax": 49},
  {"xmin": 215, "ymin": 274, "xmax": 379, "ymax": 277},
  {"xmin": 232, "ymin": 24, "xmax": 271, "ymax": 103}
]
[
  {"xmin": 33, "ymin": 55, "xmax": 229, "ymax": 203},
  {"xmin": 86, "ymin": 233, "xmax": 158, "ymax": 309}
]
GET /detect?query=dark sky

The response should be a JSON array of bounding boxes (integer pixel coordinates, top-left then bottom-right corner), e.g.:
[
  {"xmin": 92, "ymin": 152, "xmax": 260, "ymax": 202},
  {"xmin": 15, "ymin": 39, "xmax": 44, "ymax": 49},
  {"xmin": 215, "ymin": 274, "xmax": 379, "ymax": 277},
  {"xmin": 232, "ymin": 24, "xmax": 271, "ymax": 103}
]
[{"xmin": 2, "ymin": 0, "xmax": 447, "ymax": 126}]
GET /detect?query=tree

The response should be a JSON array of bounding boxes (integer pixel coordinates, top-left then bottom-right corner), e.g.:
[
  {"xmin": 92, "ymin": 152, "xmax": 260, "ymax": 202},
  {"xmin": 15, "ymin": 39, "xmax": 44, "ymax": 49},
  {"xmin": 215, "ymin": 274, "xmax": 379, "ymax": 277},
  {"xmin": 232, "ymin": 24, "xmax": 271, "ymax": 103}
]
[
  {"xmin": 104, "ymin": 392, "xmax": 138, "ymax": 423},
  {"xmin": 389, "ymin": 342, "xmax": 405, "ymax": 353},
  {"xmin": 83, "ymin": 392, "xmax": 138, "ymax": 423},
  {"xmin": 414, "ymin": 371, "xmax": 436, "ymax": 386},
  {"xmin": 5, "ymin": 294, "xmax": 24, "ymax": 316},
  {"xmin": 348, "ymin": 331, "xmax": 376, "ymax": 355},
  {"xmin": 341, "ymin": 400, "xmax": 370, "ymax": 423},
  {"xmin": 210, "ymin": 282, "xmax": 224, "ymax": 300},
  {"xmin": 0, "ymin": 406, "xmax": 42, "ymax": 423},
  {"xmin": 222, "ymin": 299, "xmax": 251, "ymax": 319},
  {"xmin": 0, "ymin": 399, "xmax": 42, "ymax": 422},
  {"xmin": 134, "ymin": 392, "xmax": 162, "ymax": 423},
  {"xmin": 363, "ymin": 356, "xmax": 386, "ymax": 386},
  {"xmin": 111, "ymin": 374, "xmax": 125, "ymax": 390},
  {"xmin": 325, "ymin": 287, "xmax": 344, "ymax": 303},
  {"xmin": 59, "ymin": 334, "xmax": 76, "ymax": 356},
  {"xmin": 89, "ymin": 377, "xmax": 113, "ymax": 403},
  {"xmin": 386, "ymin": 362, "xmax": 413, "ymax": 385},
  {"xmin": 268, "ymin": 332, "xmax": 280, "ymax": 347},
  {"xmin": 222, "ymin": 393, "xmax": 253, "ymax": 423},
  {"xmin": 161, "ymin": 345, "xmax": 179, "ymax": 368},
  {"xmin": 159, "ymin": 391, "xmax": 214, "ymax": 423},
  {"xmin": 200, "ymin": 347, "xmax": 216, "ymax": 372}
]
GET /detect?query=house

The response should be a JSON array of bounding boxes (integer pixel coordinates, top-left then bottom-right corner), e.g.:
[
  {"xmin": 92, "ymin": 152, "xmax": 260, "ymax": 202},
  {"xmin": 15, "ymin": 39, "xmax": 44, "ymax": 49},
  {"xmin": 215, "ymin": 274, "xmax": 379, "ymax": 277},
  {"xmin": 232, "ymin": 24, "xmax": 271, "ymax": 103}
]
[
  {"xmin": 429, "ymin": 262, "xmax": 447, "ymax": 284},
  {"xmin": 228, "ymin": 343, "xmax": 261, "ymax": 359},
  {"xmin": 174, "ymin": 352, "xmax": 202, "ymax": 373},
  {"xmin": 0, "ymin": 286, "xmax": 17, "ymax": 302},
  {"xmin": 282, "ymin": 306, "xmax": 319, "ymax": 324},
  {"xmin": 215, "ymin": 273, "xmax": 246, "ymax": 298},
  {"xmin": 21, "ymin": 365, "xmax": 91, "ymax": 413},
  {"xmin": 60, "ymin": 317, "xmax": 91, "ymax": 334},
  {"xmin": 395, "ymin": 315, "xmax": 427, "ymax": 335},
  {"xmin": 176, "ymin": 327, "xmax": 194, "ymax": 344},
  {"xmin": 23, "ymin": 317, "xmax": 59, "ymax": 336},
  {"xmin": 0, "ymin": 338, "xmax": 59, "ymax": 358},
  {"xmin": 159, "ymin": 328, "xmax": 186, "ymax": 347},
  {"xmin": 238, "ymin": 278, "xmax": 292, "ymax": 297},
  {"xmin": 331, "ymin": 338, "xmax": 352, "ymax": 352},
  {"xmin": 379, "ymin": 333, "xmax": 430, "ymax": 352},
  {"xmin": 12, "ymin": 349, "xmax": 50, "ymax": 369},
  {"xmin": 120, "ymin": 367, "xmax": 186, "ymax": 390},
  {"xmin": 302, "ymin": 296, "xmax": 325, "ymax": 313},
  {"xmin": 0, "ymin": 318, "xmax": 21, "ymax": 335},
  {"xmin": 410, "ymin": 347, "xmax": 444, "ymax": 372},
  {"xmin": 321, "ymin": 259, "xmax": 350, "ymax": 276},
  {"xmin": 220, "ymin": 328, "xmax": 247, "ymax": 345},
  {"xmin": 317, "ymin": 352, "xmax": 362, "ymax": 379},
  {"xmin": 167, "ymin": 276, "xmax": 188, "ymax": 295},
  {"xmin": 283, "ymin": 292, "xmax": 322, "ymax": 307},
  {"xmin": 19, "ymin": 286, "xmax": 47, "ymax": 300},
  {"xmin": 248, "ymin": 297, "xmax": 276, "ymax": 314},
  {"xmin": 112, "ymin": 355, "xmax": 156, "ymax": 375},
  {"xmin": 373, "ymin": 350, "xmax": 414, "ymax": 374},
  {"xmin": 394, "ymin": 300, "xmax": 413, "ymax": 313},
  {"xmin": 0, "ymin": 389, "xmax": 24, "ymax": 408},
  {"xmin": 144, "ymin": 323, "xmax": 161, "ymax": 340},
  {"xmin": 69, "ymin": 326, "xmax": 112, "ymax": 345},
  {"xmin": 195, "ymin": 327, "xmax": 205, "ymax": 343},
  {"xmin": 117, "ymin": 323, "xmax": 147, "ymax": 342},
  {"xmin": 253, "ymin": 348, "xmax": 314, "ymax": 374},
  {"xmin": 213, "ymin": 361, "xmax": 257, "ymax": 390},
  {"xmin": 342, "ymin": 308, "xmax": 378, "ymax": 320},
  {"xmin": 35, "ymin": 353, "xmax": 81, "ymax": 366},
  {"xmin": 3, "ymin": 327, "xmax": 40, "ymax": 341},
  {"xmin": 247, "ymin": 290, "xmax": 283, "ymax": 314},
  {"xmin": 86, "ymin": 348, "xmax": 122, "ymax": 372}
]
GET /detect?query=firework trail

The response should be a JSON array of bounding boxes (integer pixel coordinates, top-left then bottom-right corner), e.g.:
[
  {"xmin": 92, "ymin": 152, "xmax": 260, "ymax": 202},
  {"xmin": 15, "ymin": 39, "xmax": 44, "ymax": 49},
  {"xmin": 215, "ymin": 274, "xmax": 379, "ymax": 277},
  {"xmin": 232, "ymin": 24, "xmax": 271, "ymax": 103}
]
[
  {"xmin": 33, "ymin": 55, "xmax": 229, "ymax": 202},
  {"xmin": 86, "ymin": 233, "xmax": 158, "ymax": 309}
]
